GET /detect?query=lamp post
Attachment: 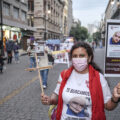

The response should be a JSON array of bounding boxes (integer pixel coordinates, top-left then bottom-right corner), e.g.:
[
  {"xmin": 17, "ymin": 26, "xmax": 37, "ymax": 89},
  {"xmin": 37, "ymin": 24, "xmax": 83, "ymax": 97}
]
[
  {"xmin": 111, "ymin": 0, "xmax": 115, "ymax": 5},
  {"xmin": 44, "ymin": 0, "xmax": 51, "ymax": 41},
  {"xmin": 0, "ymin": 0, "xmax": 3, "ymax": 55},
  {"xmin": 44, "ymin": 0, "xmax": 47, "ymax": 41}
]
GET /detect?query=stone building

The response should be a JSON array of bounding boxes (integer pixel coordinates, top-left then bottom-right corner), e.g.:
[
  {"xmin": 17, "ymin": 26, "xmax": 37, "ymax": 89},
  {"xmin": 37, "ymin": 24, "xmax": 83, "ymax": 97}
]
[
  {"xmin": 34, "ymin": 0, "xmax": 64, "ymax": 40},
  {"xmin": 101, "ymin": 0, "xmax": 120, "ymax": 45},
  {"xmin": 63, "ymin": 0, "xmax": 73, "ymax": 38},
  {"xmin": 0, "ymin": 0, "xmax": 36, "ymax": 50}
]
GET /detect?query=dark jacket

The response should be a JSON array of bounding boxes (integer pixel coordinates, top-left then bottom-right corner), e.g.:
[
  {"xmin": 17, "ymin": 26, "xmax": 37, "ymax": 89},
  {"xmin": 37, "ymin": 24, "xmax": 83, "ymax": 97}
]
[
  {"xmin": 6, "ymin": 41, "xmax": 14, "ymax": 52},
  {"xmin": 0, "ymin": 56, "xmax": 6, "ymax": 66},
  {"xmin": 13, "ymin": 44, "xmax": 19, "ymax": 53}
]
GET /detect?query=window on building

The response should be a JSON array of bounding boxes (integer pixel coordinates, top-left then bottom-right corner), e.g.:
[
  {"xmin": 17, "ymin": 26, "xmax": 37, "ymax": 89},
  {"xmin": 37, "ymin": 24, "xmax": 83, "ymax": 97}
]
[
  {"xmin": 21, "ymin": 10, "xmax": 26, "ymax": 21},
  {"xmin": 28, "ymin": 0, "xmax": 34, "ymax": 11},
  {"xmin": 21, "ymin": 0, "xmax": 25, "ymax": 3},
  {"xmin": 3, "ymin": 2, "xmax": 10, "ymax": 16},
  {"xmin": 13, "ymin": 7, "xmax": 19, "ymax": 19}
]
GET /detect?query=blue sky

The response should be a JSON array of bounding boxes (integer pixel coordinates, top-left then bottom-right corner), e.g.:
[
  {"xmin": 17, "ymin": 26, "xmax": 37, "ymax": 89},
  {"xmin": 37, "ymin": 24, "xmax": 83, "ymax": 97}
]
[{"xmin": 72, "ymin": 0, "xmax": 109, "ymax": 27}]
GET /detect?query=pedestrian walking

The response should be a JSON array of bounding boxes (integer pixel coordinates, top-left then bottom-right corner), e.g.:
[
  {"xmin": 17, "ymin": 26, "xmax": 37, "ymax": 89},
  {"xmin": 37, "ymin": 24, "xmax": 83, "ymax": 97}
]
[
  {"xmin": 27, "ymin": 43, "xmax": 36, "ymax": 70},
  {"xmin": 6, "ymin": 40, "xmax": 14, "ymax": 64},
  {"xmin": 13, "ymin": 42, "xmax": 20, "ymax": 63},
  {"xmin": 41, "ymin": 41, "xmax": 120, "ymax": 120},
  {"xmin": 0, "ymin": 54, "xmax": 6, "ymax": 73},
  {"xmin": 40, "ymin": 45, "xmax": 53, "ymax": 89}
]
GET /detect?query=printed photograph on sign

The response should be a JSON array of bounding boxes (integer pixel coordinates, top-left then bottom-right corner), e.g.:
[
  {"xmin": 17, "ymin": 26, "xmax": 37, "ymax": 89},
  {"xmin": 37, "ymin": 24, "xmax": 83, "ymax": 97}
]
[
  {"xmin": 104, "ymin": 20, "xmax": 120, "ymax": 77},
  {"xmin": 109, "ymin": 31, "xmax": 120, "ymax": 45},
  {"xmin": 35, "ymin": 45, "xmax": 44, "ymax": 54},
  {"xmin": 35, "ymin": 41, "xmax": 49, "ymax": 68},
  {"xmin": 107, "ymin": 24, "xmax": 120, "ymax": 58}
]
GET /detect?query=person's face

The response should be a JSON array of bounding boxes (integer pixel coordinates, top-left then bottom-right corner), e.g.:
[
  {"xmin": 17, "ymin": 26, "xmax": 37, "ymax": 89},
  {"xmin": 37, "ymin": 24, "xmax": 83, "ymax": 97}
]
[
  {"xmin": 113, "ymin": 32, "xmax": 120, "ymax": 43},
  {"xmin": 72, "ymin": 47, "xmax": 91, "ymax": 63},
  {"xmin": 70, "ymin": 101, "xmax": 83, "ymax": 113}
]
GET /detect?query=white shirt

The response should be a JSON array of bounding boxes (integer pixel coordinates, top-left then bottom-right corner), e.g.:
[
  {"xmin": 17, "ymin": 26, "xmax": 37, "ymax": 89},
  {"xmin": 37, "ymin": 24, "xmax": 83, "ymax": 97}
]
[{"xmin": 54, "ymin": 70, "xmax": 112, "ymax": 120}]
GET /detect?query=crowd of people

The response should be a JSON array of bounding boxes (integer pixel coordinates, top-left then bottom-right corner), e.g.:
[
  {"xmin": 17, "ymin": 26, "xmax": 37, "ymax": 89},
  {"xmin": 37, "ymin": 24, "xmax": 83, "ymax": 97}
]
[{"xmin": 0, "ymin": 39, "xmax": 20, "ymax": 74}]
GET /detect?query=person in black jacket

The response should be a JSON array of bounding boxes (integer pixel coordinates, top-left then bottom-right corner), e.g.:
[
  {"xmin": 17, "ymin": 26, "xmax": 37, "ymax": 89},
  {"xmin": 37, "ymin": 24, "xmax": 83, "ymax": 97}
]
[
  {"xmin": 0, "ymin": 54, "xmax": 6, "ymax": 73},
  {"xmin": 6, "ymin": 40, "xmax": 14, "ymax": 64}
]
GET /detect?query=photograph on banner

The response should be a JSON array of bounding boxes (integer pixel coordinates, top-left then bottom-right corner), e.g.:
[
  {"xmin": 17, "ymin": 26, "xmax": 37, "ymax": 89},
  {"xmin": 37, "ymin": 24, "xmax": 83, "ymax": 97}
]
[
  {"xmin": 53, "ymin": 50, "xmax": 69, "ymax": 64},
  {"xmin": 46, "ymin": 39, "xmax": 61, "ymax": 51},
  {"xmin": 35, "ymin": 41, "xmax": 45, "ymax": 54},
  {"xmin": 60, "ymin": 42, "xmax": 74, "ymax": 51},
  {"xmin": 105, "ymin": 20, "xmax": 120, "ymax": 77},
  {"xmin": 35, "ymin": 41, "xmax": 49, "ymax": 68}
]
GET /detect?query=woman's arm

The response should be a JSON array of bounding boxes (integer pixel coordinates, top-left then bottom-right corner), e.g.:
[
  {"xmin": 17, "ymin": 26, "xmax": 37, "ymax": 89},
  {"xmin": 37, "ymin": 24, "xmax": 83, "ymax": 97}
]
[
  {"xmin": 104, "ymin": 97, "xmax": 119, "ymax": 110},
  {"xmin": 105, "ymin": 82, "xmax": 120, "ymax": 110},
  {"xmin": 41, "ymin": 93, "xmax": 58, "ymax": 105}
]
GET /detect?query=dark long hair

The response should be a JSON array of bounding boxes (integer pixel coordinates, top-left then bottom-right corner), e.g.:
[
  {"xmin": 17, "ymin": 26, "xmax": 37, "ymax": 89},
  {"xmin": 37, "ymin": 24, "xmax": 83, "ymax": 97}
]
[{"xmin": 70, "ymin": 41, "xmax": 102, "ymax": 73}]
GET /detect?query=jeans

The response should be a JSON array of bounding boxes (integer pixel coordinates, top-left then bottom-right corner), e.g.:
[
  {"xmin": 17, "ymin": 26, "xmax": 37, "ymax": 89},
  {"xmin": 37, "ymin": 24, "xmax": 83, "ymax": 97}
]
[
  {"xmin": 14, "ymin": 52, "xmax": 19, "ymax": 61},
  {"xmin": 29, "ymin": 57, "xmax": 36, "ymax": 68},
  {"xmin": 40, "ymin": 69, "xmax": 49, "ymax": 86}
]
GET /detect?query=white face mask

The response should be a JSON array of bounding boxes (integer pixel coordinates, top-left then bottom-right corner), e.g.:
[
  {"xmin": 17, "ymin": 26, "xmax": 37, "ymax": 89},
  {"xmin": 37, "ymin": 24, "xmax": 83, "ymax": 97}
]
[{"xmin": 72, "ymin": 58, "xmax": 88, "ymax": 72}]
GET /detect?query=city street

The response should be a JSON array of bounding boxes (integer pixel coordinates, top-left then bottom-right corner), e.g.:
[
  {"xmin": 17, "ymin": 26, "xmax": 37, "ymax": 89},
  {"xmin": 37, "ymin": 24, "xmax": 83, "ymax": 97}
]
[{"xmin": 0, "ymin": 48, "xmax": 120, "ymax": 120}]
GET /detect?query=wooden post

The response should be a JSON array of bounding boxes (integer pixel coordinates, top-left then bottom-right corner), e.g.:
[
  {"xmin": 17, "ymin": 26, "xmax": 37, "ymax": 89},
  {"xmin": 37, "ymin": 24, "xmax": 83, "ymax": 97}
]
[{"xmin": 35, "ymin": 53, "xmax": 44, "ymax": 94}]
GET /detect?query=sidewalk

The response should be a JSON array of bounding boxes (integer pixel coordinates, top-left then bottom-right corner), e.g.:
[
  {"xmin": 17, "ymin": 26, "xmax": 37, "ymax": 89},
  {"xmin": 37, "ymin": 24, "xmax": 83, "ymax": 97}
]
[{"xmin": 19, "ymin": 49, "xmax": 27, "ymax": 56}]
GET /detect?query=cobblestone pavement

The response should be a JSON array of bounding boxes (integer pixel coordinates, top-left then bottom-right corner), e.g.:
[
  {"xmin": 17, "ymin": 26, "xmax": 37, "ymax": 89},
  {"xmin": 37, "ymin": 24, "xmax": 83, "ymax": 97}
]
[
  {"xmin": 0, "ymin": 55, "xmax": 67, "ymax": 120},
  {"xmin": 0, "ymin": 48, "xmax": 120, "ymax": 120}
]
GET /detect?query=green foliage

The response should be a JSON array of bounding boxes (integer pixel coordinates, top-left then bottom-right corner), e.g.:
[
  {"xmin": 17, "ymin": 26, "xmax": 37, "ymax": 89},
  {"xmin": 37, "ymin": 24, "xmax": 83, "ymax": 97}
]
[
  {"xmin": 92, "ymin": 31, "xmax": 101, "ymax": 44},
  {"xmin": 69, "ymin": 24, "xmax": 88, "ymax": 41},
  {"xmin": 87, "ymin": 34, "xmax": 93, "ymax": 43}
]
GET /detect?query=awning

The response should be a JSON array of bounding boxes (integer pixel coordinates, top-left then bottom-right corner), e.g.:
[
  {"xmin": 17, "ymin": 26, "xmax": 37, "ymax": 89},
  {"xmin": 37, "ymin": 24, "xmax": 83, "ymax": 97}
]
[
  {"xmin": 46, "ymin": 39, "xmax": 61, "ymax": 45},
  {"xmin": 3, "ymin": 18, "xmax": 36, "ymax": 31}
]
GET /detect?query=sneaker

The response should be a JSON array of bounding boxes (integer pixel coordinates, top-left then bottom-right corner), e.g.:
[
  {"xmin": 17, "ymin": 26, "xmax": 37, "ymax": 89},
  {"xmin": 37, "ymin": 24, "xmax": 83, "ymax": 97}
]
[{"xmin": 43, "ymin": 85, "xmax": 47, "ymax": 89}]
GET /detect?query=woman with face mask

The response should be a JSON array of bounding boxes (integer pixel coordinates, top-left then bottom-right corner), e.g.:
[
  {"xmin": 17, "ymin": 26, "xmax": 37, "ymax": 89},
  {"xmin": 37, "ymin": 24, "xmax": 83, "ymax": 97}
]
[{"xmin": 41, "ymin": 41, "xmax": 120, "ymax": 120}]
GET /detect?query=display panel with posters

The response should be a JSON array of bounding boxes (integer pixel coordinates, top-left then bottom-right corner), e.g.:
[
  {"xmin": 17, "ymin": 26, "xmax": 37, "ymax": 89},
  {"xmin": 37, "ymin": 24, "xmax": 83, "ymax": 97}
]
[{"xmin": 104, "ymin": 19, "xmax": 120, "ymax": 77}]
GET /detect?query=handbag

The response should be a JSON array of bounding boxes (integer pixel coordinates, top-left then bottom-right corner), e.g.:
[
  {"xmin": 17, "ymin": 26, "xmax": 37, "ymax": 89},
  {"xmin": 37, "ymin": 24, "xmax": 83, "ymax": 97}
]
[
  {"xmin": 48, "ymin": 70, "xmax": 67, "ymax": 120},
  {"xmin": 48, "ymin": 105, "xmax": 57, "ymax": 120}
]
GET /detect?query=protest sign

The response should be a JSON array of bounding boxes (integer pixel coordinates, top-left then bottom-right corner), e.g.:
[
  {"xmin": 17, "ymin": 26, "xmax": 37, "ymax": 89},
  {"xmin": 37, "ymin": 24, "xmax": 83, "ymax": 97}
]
[
  {"xmin": 104, "ymin": 19, "xmax": 120, "ymax": 77},
  {"xmin": 25, "ymin": 41, "xmax": 52, "ymax": 93}
]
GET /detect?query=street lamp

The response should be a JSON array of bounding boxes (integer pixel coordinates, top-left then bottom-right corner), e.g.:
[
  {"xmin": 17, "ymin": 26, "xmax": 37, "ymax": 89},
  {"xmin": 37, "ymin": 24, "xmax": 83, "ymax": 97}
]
[
  {"xmin": 117, "ymin": 0, "xmax": 120, "ymax": 6},
  {"xmin": 0, "ymin": 0, "xmax": 3, "ymax": 55},
  {"xmin": 44, "ymin": 9, "xmax": 51, "ymax": 41},
  {"xmin": 44, "ymin": 0, "xmax": 51, "ymax": 41},
  {"xmin": 111, "ymin": 0, "xmax": 115, "ymax": 5}
]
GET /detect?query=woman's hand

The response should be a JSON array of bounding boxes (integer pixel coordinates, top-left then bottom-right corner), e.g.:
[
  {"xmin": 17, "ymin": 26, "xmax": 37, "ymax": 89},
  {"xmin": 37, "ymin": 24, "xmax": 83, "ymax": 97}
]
[
  {"xmin": 113, "ymin": 82, "xmax": 120, "ymax": 101},
  {"xmin": 41, "ymin": 93, "xmax": 51, "ymax": 105}
]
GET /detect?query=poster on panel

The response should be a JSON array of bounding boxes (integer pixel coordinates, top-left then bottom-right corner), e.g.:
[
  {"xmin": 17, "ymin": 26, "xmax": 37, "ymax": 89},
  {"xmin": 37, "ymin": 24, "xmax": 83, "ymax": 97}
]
[{"xmin": 104, "ymin": 19, "xmax": 120, "ymax": 77}]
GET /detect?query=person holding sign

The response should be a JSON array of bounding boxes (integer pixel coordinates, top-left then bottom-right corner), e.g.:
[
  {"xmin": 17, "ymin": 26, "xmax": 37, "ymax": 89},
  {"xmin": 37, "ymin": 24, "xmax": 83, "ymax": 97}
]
[
  {"xmin": 41, "ymin": 41, "xmax": 120, "ymax": 120},
  {"xmin": 40, "ymin": 45, "xmax": 53, "ymax": 89},
  {"xmin": 27, "ymin": 43, "xmax": 36, "ymax": 71}
]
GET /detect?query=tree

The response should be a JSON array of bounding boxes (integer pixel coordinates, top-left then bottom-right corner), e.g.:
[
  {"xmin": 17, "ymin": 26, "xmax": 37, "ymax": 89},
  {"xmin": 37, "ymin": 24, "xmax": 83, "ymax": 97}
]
[
  {"xmin": 70, "ymin": 24, "xmax": 88, "ymax": 41},
  {"xmin": 92, "ymin": 31, "xmax": 101, "ymax": 45}
]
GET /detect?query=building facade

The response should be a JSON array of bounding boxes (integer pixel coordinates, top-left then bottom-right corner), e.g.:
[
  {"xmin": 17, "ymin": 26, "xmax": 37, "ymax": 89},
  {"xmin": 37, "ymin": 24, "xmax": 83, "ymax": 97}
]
[
  {"xmin": 34, "ymin": 0, "xmax": 64, "ymax": 40},
  {"xmin": 101, "ymin": 0, "xmax": 120, "ymax": 45},
  {"xmin": 0, "ymin": 0, "xmax": 36, "ymax": 50},
  {"xmin": 87, "ymin": 24, "xmax": 98, "ymax": 35},
  {"xmin": 62, "ymin": 0, "xmax": 73, "ymax": 38},
  {"xmin": 105, "ymin": 0, "xmax": 120, "ymax": 20},
  {"xmin": 67, "ymin": 0, "xmax": 73, "ymax": 36}
]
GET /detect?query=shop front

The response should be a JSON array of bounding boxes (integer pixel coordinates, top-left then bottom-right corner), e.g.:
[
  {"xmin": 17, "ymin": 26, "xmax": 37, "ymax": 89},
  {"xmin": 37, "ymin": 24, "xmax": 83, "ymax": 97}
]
[{"xmin": 3, "ymin": 25, "xmax": 21, "ymax": 42}]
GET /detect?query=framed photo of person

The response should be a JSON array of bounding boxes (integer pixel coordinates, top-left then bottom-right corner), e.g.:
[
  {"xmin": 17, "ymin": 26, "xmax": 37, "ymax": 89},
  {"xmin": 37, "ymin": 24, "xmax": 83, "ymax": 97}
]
[{"xmin": 104, "ymin": 19, "xmax": 120, "ymax": 77}]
